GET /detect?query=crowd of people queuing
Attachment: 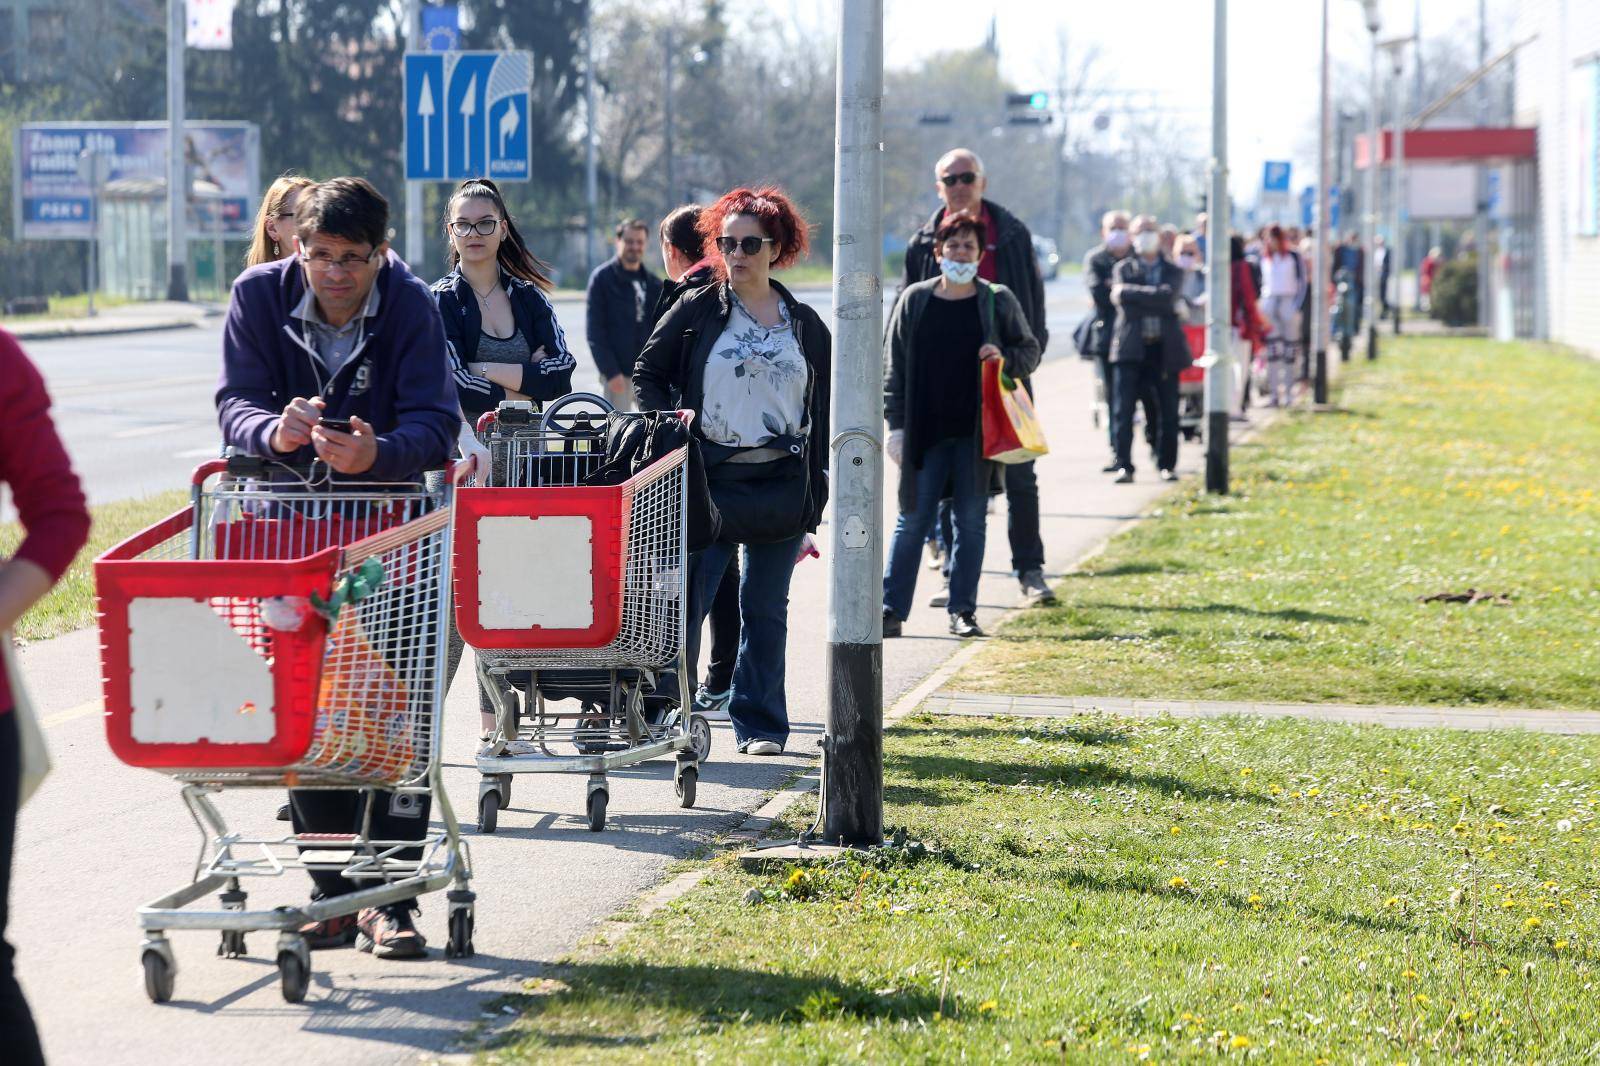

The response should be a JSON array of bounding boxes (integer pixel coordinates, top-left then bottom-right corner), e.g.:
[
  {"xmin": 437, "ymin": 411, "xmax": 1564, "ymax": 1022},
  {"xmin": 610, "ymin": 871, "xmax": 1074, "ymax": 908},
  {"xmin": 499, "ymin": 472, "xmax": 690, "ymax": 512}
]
[{"xmin": 0, "ymin": 143, "xmax": 1394, "ymax": 1047}]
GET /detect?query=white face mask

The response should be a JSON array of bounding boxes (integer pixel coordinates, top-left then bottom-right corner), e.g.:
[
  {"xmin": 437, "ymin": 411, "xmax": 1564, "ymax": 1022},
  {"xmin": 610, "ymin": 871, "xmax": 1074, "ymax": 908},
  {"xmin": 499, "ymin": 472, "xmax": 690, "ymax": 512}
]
[
  {"xmin": 1178, "ymin": 253, "xmax": 1197, "ymax": 269},
  {"xmin": 1133, "ymin": 231, "xmax": 1161, "ymax": 256},
  {"xmin": 1105, "ymin": 228, "xmax": 1129, "ymax": 250},
  {"xmin": 939, "ymin": 257, "xmax": 979, "ymax": 285}
]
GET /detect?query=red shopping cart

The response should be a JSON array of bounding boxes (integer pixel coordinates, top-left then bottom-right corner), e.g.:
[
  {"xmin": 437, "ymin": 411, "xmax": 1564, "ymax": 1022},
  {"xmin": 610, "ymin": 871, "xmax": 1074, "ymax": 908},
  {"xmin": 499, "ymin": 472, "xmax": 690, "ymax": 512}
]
[
  {"xmin": 453, "ymin": 394, "xmax": 703, "ymax": 834},
  {"xmin": 1178, "ymin": 324, "xmax": 1208, "ymax": 441},
  {"xmin": 95, "ymin": 456, "xmax": 474, "ymax": 1004}
]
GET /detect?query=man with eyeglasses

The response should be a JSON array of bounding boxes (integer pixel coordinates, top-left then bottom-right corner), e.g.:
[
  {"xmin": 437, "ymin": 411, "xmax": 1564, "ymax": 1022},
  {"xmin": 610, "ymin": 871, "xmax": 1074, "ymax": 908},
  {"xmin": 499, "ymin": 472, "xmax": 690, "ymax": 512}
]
[
  {"xmin": 586, "ymin": 218, "xmax": 662, "ymax": 409},
  {"xmin": 900, "ymin": 148, "xmax": 1054, "ymax": 608},
  {"xmin": 216, "ymin": 177, "xmax": 457, "ymax": 959}
]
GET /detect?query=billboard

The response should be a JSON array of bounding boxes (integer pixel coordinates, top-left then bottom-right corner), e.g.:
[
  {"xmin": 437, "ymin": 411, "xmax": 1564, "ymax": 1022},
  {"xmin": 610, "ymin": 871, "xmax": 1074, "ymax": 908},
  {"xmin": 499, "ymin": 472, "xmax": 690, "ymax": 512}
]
[{"xmin": 14, "ymin": 122, "xmax": 260, "ymax": 241}]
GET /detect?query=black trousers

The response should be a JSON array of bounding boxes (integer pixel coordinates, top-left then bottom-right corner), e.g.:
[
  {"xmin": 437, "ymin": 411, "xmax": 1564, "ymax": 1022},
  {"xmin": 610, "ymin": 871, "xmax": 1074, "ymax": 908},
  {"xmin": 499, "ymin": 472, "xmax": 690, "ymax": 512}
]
[
  {"xmin": 704, "ymin": 557, "xmax": 741, "ymax": 694},
  {"xmin": 1113, "ymin": 360, "xmax": 1179, "ymax": 473},
  {"xmin": 0, "ymin": 711, "xmax": 45, "ymax": 1066}
]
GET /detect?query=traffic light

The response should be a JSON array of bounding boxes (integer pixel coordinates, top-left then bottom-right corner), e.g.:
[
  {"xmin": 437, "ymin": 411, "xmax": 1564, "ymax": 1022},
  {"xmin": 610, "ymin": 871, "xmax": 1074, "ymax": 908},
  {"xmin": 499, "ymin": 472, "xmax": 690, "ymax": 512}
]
[{"xmin": 1005, "ymin": 91, "xmax": 1050, "ymax": 110}]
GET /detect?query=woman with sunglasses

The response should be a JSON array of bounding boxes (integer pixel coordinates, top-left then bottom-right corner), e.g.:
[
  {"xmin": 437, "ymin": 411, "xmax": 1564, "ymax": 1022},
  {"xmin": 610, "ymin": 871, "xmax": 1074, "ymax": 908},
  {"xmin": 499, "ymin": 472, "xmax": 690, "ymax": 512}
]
[
  {"xmin": 633, "ymin": 186, "xmax": 831, "ymax": 757},
  {"xmin": 244, "ymin": 172, "xmax": 315, "ymax": 267},
  {"xmin": 431, "ymin": 179, "xmax": 576, "ymax": 423}
]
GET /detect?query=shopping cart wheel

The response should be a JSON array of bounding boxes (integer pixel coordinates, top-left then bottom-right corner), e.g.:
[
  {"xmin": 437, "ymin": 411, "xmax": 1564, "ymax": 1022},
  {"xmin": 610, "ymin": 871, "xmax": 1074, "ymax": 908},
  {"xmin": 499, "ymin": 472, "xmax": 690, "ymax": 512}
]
[
  {"xmin": 586, "ymin": 788, "xmax": 609, "ymax": 832},
  {"xmin": 217, "ymin": 930, "xmax": 246, "ymax": 958},
  {"xmin": 141, "ymin": 945, "xmax": 175, "ymax": 1004},
  {"xmin": 277, "ymin": 949, "xmax": 310, "ymax": 1004},
  {"xmin": 478, "ymin": 789, "xmax": 500, "ymax": 834},
  {"xmin": 497, "ymin": 773, "xmax": 513, "ymax": 808},
  {"xmin": 446, "ymin": 906, "xmax": 475, "ymax": 959},
  {"xmin": 675, "ymin": 764, "xmax": 698, "ymax": 809},
  {"xmin": 689, "ymin": 713, "xmax": 713, "ymax": 764}
]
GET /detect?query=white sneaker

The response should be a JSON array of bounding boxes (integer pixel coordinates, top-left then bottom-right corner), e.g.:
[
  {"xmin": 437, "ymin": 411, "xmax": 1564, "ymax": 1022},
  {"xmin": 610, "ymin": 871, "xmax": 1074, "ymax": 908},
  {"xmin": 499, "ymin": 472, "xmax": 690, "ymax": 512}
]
[
  {"xmin": 744, "ymin": 740, "xmax": 783, "ymax": 756},
  {"xmin": 692, "ymin": 685, "xmax": 732, "ymax": 722}
]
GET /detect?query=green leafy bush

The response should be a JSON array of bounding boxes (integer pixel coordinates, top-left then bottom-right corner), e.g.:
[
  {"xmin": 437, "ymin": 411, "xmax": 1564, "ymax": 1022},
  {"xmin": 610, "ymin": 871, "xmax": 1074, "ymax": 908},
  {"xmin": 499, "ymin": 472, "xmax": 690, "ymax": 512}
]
[{"xmin": 1430, "ymin": 254, "xmax": 1479, "ymax": 326}]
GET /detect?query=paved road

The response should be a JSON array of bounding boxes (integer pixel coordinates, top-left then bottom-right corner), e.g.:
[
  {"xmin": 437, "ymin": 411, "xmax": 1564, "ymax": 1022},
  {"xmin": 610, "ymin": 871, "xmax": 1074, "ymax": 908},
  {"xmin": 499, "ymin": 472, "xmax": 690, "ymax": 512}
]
[
  {"xmin": 11, "ymin": 275, "xmax": 1176, "ymax": 1066},
  {"xmin": 16, "ymin": 277, "xmax": 1085, "ymax": 510}
]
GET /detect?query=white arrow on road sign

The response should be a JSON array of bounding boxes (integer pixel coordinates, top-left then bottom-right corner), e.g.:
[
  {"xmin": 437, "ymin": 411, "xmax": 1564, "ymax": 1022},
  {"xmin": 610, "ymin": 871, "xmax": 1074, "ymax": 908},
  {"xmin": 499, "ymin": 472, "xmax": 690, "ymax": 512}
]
[
  {"xmin": 499, "ymin": 100, "xmax": 520, "ymax": 156},
  {"xmin": 459, "ymin": 71, "xmax": 476, "ymax": 120},
  {"xmin": 418, "ymin": 70, "xmax": 435, "ymax": 164}
]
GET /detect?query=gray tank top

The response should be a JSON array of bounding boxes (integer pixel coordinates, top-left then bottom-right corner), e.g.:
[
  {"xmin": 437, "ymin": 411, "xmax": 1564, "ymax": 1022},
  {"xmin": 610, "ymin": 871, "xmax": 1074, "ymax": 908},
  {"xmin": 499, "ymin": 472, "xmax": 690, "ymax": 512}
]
[{"xmin": 477, "ymin": 327, "xmax": 532, "ymax": 364}]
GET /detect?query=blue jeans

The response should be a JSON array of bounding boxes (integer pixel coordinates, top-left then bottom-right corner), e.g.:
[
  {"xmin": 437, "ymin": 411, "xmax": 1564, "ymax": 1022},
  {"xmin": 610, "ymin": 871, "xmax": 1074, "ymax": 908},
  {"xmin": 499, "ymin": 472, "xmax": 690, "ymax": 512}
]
[
  {"xmin": 687, "ymin": 534, "xmax": 804, "ymax": 749},
  {"xmin": 884, "ymin": 436, "xmax": 987, "ymax": 618}
]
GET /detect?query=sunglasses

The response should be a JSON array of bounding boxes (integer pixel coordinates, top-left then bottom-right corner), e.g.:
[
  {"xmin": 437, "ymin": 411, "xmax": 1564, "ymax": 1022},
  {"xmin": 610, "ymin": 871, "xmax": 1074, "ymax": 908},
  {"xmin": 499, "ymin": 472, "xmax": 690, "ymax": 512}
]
[
  {"xmin": 714, "ymin": 235, "xmax": 776, "ymax": 256},
  {"xmin": 449, "ymin": 218, "xmax": 502, "ymax": 237},
  {"xmin": 300, "ymin": 248, "xmax": 377, "ymax": 272},
  {"xmin": 939, "ymin": 172, "xmax": 980, "ymax": 187}
]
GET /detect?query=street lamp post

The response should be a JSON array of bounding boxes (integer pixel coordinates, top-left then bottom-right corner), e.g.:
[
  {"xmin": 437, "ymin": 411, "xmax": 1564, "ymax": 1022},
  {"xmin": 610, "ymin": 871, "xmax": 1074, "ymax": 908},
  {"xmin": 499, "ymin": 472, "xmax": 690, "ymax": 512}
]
[
  {"xmin": 1358, "ymin": 0, "xmax": 1381, "ymax": 360},
  {"xmin": 1203, "ymin": 0, "xmax": 1232, "ymax": 494},
  {"xmin": 584, "ymin": 1, "xmax": 600, "ymax": 275},
  {"xmin": 166, "ymin": 0, "xmax": 188, "ymax": 302},
  {"xmin": 1381, "ymin": 36, "xmax": 1415, "ymax": 338}
]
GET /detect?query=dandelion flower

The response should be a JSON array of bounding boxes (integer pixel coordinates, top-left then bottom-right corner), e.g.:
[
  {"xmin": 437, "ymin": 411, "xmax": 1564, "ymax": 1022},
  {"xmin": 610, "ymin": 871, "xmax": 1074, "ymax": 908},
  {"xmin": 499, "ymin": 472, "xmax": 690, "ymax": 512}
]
[
  {"xmin": 1171, "ymin": 826, "xmax": 1183, "ymax": 835},
  {"xmin": 1525, "ymin": 917, "xmax": 1543, "ymax": 929},
  {"xmin": 1401, "ymin": 968, "xmax": 1417, "ymax": 979},
  {"xmin": 1384, "ymin": 897, "xmax": 1401, "ymax": 909},
  {"xmin": 977, "ymin": 999, "xmax": 997, "ymax": 1014},
  {"xmin": 1169, "ymin": 877, "xmax": 1190, "ymax": 889},
  {"xmin": 1230, "ymin": 1034, "xmax": 1252, "ymax": 1049},
  {"xmin": 1554, "ymin": 939, "xmax": 1569, "ymax": 950}
]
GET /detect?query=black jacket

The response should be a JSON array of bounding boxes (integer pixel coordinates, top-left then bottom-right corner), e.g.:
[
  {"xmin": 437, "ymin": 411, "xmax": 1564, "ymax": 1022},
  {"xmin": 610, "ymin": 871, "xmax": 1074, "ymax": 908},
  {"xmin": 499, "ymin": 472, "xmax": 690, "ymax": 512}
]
[
  {"xmin": 586, "ymin": 257, "xmax": 664, "ymax": 380},
  {"xmin": 632, "ymin": 279, "xmax": 832, "ymax": 534},
  {"xmin": 430, "ymin": 269, "xmax": 577, "ymax": 421},
  {"xmin": 884, "ymin": 278, "xmax": 1041, "ymax": 512},
  {"xmin": 650, "ymin": 262, "xmax": 716, "ymax": 327},
  {"xmin": 901, "ymin": 198, "xmax": 1048, "ymax": 355},
  {"xmin": 1109, "ymin": 254, "xmax": 1193, "ymax": 373},
  {"xmin": 1082, "ymin": 242, "xmax": 1132, "ymax": 357}
]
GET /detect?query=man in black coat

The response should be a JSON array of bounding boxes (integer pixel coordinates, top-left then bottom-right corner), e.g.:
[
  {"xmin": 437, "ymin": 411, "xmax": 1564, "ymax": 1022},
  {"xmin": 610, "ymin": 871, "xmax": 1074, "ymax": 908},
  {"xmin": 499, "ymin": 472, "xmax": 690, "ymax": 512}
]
[
  {"xmin": 1084, "ymin": 208, "xmax": 1133, "ymax": 468},
  {"xmin": 1108, "ymin": 215, "xmax": 1192, "ymax": 484},
  {"xmin": 900, "ymin": 147, "xmax": 1054, "ymax": 606},
  {"xmin": 586, "ymin": 219, "xmax": 663, "ymax": 410}
]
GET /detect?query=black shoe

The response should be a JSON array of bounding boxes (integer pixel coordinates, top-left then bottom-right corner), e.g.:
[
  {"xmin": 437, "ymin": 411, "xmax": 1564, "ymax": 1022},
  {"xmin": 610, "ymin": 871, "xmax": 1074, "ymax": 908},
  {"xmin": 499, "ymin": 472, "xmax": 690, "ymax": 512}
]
[
  {"xmin": 1159, "ymin": 469, "xmax": 1179, "ymax": 482},
  {"xmin": 276, "ymin": 803, "xmax": 292, "ymax": 822},
  {"xmin": 356, "ymin": 903, "xmax": 427, "ymax": 959},
  {"xmin": 948, "ymin": 612, "xmax": 984, "ymax": 638},
  {"xmin": 1113, "ymin": 468, "xmax": 1135, "ymax": 484},
  {"xmin": 1101, "ymin": 460, "xmax": 1121, "ymax": 473},
  {"xmin": 882, "ymin": 608, "xmax": 902, "ymax": 638}
]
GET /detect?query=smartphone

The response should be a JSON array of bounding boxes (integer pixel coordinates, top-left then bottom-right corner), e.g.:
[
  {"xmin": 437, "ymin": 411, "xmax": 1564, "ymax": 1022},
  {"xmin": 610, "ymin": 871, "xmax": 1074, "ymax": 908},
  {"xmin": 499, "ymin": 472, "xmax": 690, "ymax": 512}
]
[{"xmin": 318, "ymin": 416, "xmax": 354, "ymax": 434}]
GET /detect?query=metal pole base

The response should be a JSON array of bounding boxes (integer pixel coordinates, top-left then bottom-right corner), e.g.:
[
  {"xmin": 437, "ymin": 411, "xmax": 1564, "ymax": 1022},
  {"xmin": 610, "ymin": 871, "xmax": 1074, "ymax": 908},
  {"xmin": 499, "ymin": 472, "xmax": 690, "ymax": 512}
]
[
  {"xmin": 166, "ymin": 264, "xmax": 188, "ymax": 303},
  {"xmin": 1393, "ymin": 307, "xmax": 1402, "ymax": 335},
  {"xmin": 1313, "ymin": 346, "xmax": 1329, "ymax": 406},
  {"xmin": 821, "ymin": 640, "xmax": 883, "ymax": 849},
  {"xmin": 1204, "ymin": 411, "xmax": 1229, "ymax": 495},
  {"xmin": 1366, "ymin": 323, "xmax": 1379, "ymax": 360}
]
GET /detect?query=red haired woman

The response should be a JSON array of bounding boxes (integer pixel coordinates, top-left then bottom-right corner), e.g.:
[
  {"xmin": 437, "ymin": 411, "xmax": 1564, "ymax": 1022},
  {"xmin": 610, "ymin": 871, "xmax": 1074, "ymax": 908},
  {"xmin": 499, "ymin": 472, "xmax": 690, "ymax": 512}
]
[{"xmin": 633, "ymin": 186, "xmax": 830, "ymax": 756}]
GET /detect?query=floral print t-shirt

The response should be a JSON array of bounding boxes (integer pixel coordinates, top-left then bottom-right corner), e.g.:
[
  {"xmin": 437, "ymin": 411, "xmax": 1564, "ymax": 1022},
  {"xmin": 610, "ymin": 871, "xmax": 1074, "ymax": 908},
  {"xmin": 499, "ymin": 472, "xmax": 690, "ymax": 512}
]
[{"xmin": 700, "ymin": 289, "xmax": 809, "ymax": 447}]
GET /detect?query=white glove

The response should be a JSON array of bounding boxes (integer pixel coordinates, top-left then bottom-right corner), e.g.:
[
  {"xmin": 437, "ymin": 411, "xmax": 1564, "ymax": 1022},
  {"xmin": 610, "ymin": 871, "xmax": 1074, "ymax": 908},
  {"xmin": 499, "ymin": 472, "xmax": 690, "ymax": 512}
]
[
  {"xmin": 886, "ymin": 429, "xmax": 904, "ymax": 466},
  {"xmin": 458, "ymin": 425, "xmax": 492, "ymax": 481}
]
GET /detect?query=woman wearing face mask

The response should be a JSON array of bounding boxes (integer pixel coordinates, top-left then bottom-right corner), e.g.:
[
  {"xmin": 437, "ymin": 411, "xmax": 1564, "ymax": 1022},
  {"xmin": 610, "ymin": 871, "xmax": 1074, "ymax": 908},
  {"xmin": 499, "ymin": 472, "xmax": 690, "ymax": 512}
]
[
  {"xmin": 1174, "ymin": 234, "xmax": 1206, "ymax": 325},
  {"xmin": 633, "ymin": 185, "xmax": 830, "ymax": 757},
  {"xmin": 881, "ymin": 211, "xmax": 1041, "ymax": 639},
  {"xmin": 244, "ymin": 173, "xmax": 315, "ymax": 267}
]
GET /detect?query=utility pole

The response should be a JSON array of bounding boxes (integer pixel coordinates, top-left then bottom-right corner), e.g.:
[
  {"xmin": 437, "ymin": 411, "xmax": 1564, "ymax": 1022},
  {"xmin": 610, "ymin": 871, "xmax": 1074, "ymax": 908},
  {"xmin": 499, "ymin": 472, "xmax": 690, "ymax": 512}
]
[
  {"xmin": 1312, "ymin": 0, "xmax": 1331, "ymax": 405},
  {"xmin": 1203, "ymin": 0, "xmax": 1232, "ymax": 495},
  {"xmin": 1360, "ymin": 0, "xmax": 1382, "ymax": 360},
  {"xmin": 821, "ymin": 0, "xmax": 884, "ymax": 849},
  {"xmin": 584, "ymin": 1, "xmax": 600, "ymax": 275},
  {"xmin": 166, "ymin": 0, "xmax": 188, "ymax": 302},
  {"xmin": 1382, "ymin": 36, "xmax": 1414, "ymax": 337},
  {"xmin": 405, "ymin": 0, "xmax": 423, "ymax": 274},
  {"xmin": 663, "ymin": 27, "xmax": 676, "ymax": 207}
]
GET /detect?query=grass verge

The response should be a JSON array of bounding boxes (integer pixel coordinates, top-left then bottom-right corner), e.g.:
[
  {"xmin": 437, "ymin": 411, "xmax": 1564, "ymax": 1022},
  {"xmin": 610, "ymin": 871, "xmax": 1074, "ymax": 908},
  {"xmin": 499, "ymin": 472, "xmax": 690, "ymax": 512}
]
[
  {"xmin": 491, "ymin": 711, "xmax": 1600, "ymax": 1062},
  {"xmin": 1, "ymin": 489, "xmax": 188, "ymax": 642},
  {"xmin": 955, "ymin": 336, "xmax": 1600, "ymax": 709}
]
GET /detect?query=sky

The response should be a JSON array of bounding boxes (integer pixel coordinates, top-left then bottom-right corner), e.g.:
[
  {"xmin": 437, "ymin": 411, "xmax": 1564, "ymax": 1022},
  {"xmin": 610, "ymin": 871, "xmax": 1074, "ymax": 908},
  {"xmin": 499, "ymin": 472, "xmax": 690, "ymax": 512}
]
[{"xmin": 732, "ymin": 0, "xmax": 1507, "ymax": 204}]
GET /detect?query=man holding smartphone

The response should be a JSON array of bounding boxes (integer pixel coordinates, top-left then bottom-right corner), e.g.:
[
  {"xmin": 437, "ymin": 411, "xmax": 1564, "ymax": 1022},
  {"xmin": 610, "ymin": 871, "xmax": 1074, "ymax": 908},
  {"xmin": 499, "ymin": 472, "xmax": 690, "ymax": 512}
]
[{"xmin": 216, "ymin": 177, "xmax": 457, "ymax": 959}]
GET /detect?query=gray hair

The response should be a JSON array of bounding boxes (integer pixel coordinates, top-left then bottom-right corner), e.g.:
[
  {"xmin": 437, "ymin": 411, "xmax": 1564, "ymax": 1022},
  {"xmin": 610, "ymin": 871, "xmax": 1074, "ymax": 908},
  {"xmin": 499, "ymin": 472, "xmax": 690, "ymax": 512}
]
[{"xmin": 934, "ymin": 148, "xmax": 985, "ymax": 177}]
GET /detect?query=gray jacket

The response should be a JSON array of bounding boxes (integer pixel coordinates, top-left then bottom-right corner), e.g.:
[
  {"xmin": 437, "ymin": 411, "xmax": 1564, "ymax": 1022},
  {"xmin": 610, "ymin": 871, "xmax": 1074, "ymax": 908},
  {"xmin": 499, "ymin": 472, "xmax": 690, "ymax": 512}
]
[{"xmin": 883, "ymin": 278, "xmax": 1041, "ymax": 512}]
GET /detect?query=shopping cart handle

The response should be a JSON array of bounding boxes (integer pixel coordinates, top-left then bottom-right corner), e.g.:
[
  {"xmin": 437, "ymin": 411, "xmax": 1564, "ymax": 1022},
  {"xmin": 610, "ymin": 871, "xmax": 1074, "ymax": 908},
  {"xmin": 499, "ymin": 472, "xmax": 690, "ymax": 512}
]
[{"xmin": 446, "ymin": 457, "xmax": 475, "ymax": 485}]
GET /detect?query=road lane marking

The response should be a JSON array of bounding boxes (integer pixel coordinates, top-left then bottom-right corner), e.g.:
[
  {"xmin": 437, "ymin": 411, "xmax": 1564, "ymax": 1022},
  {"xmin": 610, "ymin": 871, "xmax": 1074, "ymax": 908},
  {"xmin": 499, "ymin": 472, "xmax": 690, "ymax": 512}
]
[{"xmin": 43, "ymin": 698, "xmax": 102, "ymax": 728}]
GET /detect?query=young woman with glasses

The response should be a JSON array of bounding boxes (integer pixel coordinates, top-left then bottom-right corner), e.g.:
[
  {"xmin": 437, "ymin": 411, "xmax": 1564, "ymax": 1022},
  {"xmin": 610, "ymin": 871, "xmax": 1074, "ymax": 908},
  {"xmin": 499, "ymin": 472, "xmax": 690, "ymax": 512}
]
[
  {"xmin": 244, "ymin": 172, "xmax": 315, "ymax": 267},
  {"xmin": 633, "ymin": 186, "xmax": 831, "ymax": 757}
]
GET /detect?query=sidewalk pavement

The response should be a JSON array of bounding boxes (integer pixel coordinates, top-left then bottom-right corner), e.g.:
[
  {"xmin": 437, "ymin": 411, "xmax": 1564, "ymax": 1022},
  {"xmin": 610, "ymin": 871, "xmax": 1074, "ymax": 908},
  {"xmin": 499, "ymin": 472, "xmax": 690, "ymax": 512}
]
[
  {"xmin": 920, "ymin": 691, "xmax": 1600, "ymax": 734},
  {"xmin": 4, "ymin": 300, "xmax": 223, "ymax": 340}
]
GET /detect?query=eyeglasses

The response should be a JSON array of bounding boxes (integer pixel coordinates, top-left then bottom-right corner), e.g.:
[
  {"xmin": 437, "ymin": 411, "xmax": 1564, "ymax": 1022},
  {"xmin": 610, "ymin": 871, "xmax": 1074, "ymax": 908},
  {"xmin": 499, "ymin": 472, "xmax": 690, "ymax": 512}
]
[
  {"xmin": 714, "ymin": 235, "xmax": 776, "ymax": 256},
  {"xmin": 939, "ymin": 172, "xmax": 980, "ymax": 187},
  {"xmin": 300, "ymin": 248, "xmax": 377, "ymax": 272},
  {"xmin": 449, "ymin": 218, "xmax": 502, "ymax": 237}
]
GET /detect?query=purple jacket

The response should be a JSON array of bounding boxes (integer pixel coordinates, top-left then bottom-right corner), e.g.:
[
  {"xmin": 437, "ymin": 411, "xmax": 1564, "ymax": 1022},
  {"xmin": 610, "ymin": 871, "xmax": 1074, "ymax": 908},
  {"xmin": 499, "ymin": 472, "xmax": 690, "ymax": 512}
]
[{"xmin": 216, "ymin": 251, "xmax": 457, "ymax": 482}]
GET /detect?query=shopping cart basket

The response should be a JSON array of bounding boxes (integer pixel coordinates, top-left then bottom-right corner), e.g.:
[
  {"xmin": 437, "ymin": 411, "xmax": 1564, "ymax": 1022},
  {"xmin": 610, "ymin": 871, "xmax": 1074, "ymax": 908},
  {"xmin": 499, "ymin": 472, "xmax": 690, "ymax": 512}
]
[
  {"xmin": 453, "ymin": 393, "xmax": 705, "ymax": 834},
  {"xmin": 95, "ymin": 455, "xmax": 475, "ymax": 1004}
]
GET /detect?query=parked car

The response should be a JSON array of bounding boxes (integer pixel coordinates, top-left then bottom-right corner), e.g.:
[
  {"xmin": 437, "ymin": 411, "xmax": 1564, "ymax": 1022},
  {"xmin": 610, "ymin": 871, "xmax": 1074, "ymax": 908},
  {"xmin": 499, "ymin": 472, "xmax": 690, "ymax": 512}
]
[{"xmin": 1032, "ymin": 236, "xmax": 1060, "ymax": 281}]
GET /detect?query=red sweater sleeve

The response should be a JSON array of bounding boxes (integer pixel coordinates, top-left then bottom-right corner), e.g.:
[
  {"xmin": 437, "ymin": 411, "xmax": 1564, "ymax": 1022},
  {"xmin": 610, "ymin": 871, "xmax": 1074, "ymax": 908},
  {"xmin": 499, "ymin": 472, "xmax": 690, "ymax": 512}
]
[{"xmin": 0, "ymin": 330, "xmax": 91, "ymax": 582}]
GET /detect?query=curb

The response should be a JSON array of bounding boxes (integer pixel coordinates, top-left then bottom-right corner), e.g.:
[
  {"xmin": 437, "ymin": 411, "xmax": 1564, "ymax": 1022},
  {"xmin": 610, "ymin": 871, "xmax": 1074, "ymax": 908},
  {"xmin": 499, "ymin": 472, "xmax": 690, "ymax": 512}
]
[{"xmin": 8, "ymin": 315, "xmax": 207, "ymax": 341}]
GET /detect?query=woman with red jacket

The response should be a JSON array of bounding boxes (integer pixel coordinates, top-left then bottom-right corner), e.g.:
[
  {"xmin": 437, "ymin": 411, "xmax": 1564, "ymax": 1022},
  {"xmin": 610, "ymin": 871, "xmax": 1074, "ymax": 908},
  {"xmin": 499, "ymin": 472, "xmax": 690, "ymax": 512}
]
[
  {"xmin": 0, "ymin": 329, "xmax": 91, "ymax": 1065},
  {"xmin": 1230, "ymin": 234, "xmax": 1269, "ymax": 418}
]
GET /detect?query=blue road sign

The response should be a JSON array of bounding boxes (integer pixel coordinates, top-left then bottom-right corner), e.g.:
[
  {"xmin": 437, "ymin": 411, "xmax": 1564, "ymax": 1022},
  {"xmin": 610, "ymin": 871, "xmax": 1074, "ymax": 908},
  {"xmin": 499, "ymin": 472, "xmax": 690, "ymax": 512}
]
[
  {"xmin": 1296, "ymin": 186, "xmax": 1342, "ymax": 231},
  {"xmin": 1261, "ymin": 160, "xmax": 1292, "ymax": 194},
  {"xmin": 420, "ymin": 6, "xmax": 460, "ymax": 51},
  {"xmin": 405, "ymin": 51, "xmax": 531, "ymax": 182}
]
